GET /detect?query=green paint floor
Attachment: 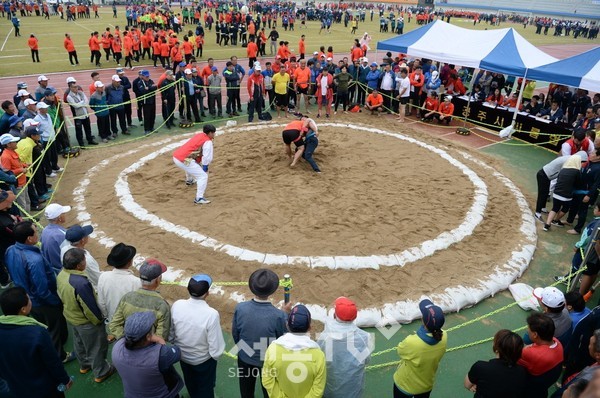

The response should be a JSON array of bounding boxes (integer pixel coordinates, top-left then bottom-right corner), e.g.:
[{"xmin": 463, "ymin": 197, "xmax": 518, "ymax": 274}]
[{"xmin": 1, "ymin": 135, "xmax": 585, "ymax": 398}]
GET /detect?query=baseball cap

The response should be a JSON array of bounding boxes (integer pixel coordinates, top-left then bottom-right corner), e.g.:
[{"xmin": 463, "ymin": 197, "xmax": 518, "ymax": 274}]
[
  {"xmin": 313, "ymin": 51, "xmax": 318, "ymax": 55},
  {"xmin": 140, "ymin": 70, "xmax": 150, "ymax": 77},
  {"xmin": 94, "ymin": 81, "xmax": 104, "ymax": 88},
  {"xmin": 445, "ymin": 95, "xmax": 453, "ymax": 101},
  {"xmin": 419, "ymin": 299, "xmax": 445, "ymax": 332},
  {"xmin": 111, "ymin": 74, "xmax": 121, "ymax": 82},
  {"xmin": 370, "ymin": 62, "xmax": 378, "ymax": 67},
  {"xmin": 17, "ymin": 89, "xmax": 30, "ymax": 97},
  {"xmin": 191, "ymin": 68, "xmax": 197, "ymax": 73},
  {"xmin": 533, "ymin": 286, "xmax": 565, "ymax": 308},
  {"xmin": 255, "ymin": 65, "xmax": 262, "ymax": 71},
  {"xmin": 326, "ymin": 57, "xmax": 332, "ymax": 61},
  {"xmin": 178, "ymin": 61, "xmax": 186, "ymax": 67},
  {"xmin": 66, "ymin": 77, "xmax": 76, "ymax": 84},
  {"xmin": 44, "ymin": 87, "xmax": 57, "ymax": 96},
  {"xmin": 188, "ymin": 274, "xmax": 212, "ymax": 297},
  {"xmin": 362, "ymin": 58, "xmax": 369, "ymax": 63},
  {"xmin": 65, "ymin": 225, "xmax": 94, "ymax": 243},
  {"xmin": 23, "ymin": 98, "xmax": 36, "ymax": 106},
  {"xmin": 44, "ymin": 203, "xmax": 71, "ymax": 220},
  {"xmin": 17, "ymin": 82, "xmax": 27, "ymax": 89},
  {"xmin": 37, "ymin": 75, "xmax": 48, "ymax": 82},
  {"xmin": 116, "ymin": 68, "xmax": 124, "ymax": 74},
  {"xmin": 139, "ymin": 258, "xmax": 167, "ymax": 282},
  {"xmin": 124, "ymin": 311, "xmax": 155, "ymax": 341},
  {"xmin": 23, "ymin": 119, "xmax": 40, "ymax": 128},
  {"xmin": 184, "ymin": 68, "xmax": 192, "ymax": 74},
  {"xmin": 334, "ymin": 297, "xmax": 357, "ymax": 321},
  {"xmin": 0, "ymin": 133, "xmax": 20, "ymax": 145},
  {"xmin": 288, "ymin": 304, "xmax": 311, "ymax": 333},
  {"xmin": 36, "ymin": 102, "xmax": 49, "ymax": 109},
  {"xmin": 165, "ymin": 70, "xmax": 174, "ymax": 76},
  {"xmin": 211, "ymin": 66, "xmax": 218, "ymax": 72}
]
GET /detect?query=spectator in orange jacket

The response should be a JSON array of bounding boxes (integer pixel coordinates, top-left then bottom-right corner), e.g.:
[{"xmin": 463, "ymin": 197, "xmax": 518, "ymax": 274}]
[
  {"xmin": 421, "ymin": 91, "xmax": 440, "ymax": 122},
  {"xmin": 365, "ymin": 89, "xmax": 384, "ymax": 115},
  {"xmin": 64, "ymin": 33, "xmax": 79, "ymax": 66},
  {"xmin": 28, "ymin": 34, "xmax": 39, "ymax": 63},
  {"xmin": 432, "ymin": 95, "xmax": 455, "ymax": 125},
  {"xmin": 486, "ymin": 88, "xmax": 504, "ymax": 106}
]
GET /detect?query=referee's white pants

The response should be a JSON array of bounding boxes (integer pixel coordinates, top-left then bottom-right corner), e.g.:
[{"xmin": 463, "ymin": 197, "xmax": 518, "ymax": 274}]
[{"xmin": 173, "ymin": 157, "xmax": 208, "ymax": 199}]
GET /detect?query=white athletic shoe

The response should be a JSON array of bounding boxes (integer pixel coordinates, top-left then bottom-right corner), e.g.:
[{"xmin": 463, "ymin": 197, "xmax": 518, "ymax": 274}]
[{"xmin": 194, "ymin": 197, "xmax": 211, "ymax": 204}]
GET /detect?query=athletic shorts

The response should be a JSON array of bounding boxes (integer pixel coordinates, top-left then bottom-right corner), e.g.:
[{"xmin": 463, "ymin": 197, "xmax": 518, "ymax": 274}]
[
  {"xmin": 282, "ymin": 129, "xmax": 304, "ymax": 147},
  {"xmin": 276, "ymin": 93, "xmax": 289, "ymax": 107},
  {"xmin": 297, "ymin": 86, "xmax": 308, "ymax": 94},
  {"xmin": 583, "ymin": 261, "xmax": 600, "ymax": 276},
  {"xmin": 400, "ymin": 97, "xmax": 409, "ymax": 105}
]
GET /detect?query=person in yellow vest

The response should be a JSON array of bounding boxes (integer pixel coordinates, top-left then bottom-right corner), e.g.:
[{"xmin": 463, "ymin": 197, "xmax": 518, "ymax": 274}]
[
  {"xmin": 393, "ymin": 299, "xmax": 447, "ymax": 398},
  {"xmin": 262, "ymin": 304, "xmax": 326, "ymax": 398}
]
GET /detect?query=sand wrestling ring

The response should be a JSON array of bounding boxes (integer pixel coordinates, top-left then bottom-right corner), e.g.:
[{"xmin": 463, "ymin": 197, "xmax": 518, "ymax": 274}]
[{"xmin": 69, "ymin": 121, "xmax": 536, "ymax": 327}]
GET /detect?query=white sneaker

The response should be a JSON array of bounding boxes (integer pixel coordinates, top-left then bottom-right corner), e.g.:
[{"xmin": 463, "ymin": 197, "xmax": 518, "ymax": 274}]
[
  {"xmin": 46, "ymin": 172, "xmax": 57, "ymax": 178},
  {"xmin": 54, "ymin": 167, "xmax": 64, "ymax": 172},
  {"xmin": 194, "ymin": 197, "xmax": 211, "ymax": 204}
]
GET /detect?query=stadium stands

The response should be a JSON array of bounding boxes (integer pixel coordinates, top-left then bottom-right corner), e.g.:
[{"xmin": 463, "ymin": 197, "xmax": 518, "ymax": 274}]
[{"xmin": 436, "ymin": 0, "xmax": 600, "ymax": 20}]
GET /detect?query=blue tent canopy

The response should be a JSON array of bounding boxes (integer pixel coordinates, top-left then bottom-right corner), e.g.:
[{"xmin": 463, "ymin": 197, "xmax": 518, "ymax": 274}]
[
  {"xmin": 377, "ymin": 20, "xmax": 557, "ymax": 77},
  {"xmin": 527, "ymin": 46, "xmax": 600, "ymax": 93}
]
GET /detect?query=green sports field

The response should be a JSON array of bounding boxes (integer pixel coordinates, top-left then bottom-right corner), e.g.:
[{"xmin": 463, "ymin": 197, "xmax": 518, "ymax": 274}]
[{"xmin": 0, "ymin": 7, "xmax": 597, "ymax": 77}]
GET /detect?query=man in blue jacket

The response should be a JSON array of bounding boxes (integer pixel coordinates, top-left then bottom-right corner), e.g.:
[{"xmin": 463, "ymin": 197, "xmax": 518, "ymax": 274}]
[
  {"xmin": 5, "ymin": 221, "xmax": 72, "ymax": 363},
  {"xmin": 0, "ymin": 286, "xmax": 73, "ymax": 397}
]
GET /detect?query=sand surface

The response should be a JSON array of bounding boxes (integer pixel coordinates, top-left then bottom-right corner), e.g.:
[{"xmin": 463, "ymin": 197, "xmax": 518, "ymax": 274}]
[{"xmin": 54, "ymin": 115, "xmax": 526, "ymax": 329}]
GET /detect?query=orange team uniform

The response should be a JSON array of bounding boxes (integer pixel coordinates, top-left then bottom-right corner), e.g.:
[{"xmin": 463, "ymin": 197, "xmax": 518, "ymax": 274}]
[
  {"xmin": 248, "ymin": 22, "xmax": 256, "ymax": 36},
  {"xmin": 152, "ymin": 40, "xmax": 161, "ymax": 56},
  {"xmin": 182, "ymin": 40, "xmax": 193, "ymax": 56},
  {"xmin": 141, "ymin": 35, "xmax": 150, "ymax": 50},
  {"xmin": 423, "ymin": 97, "xmax": 439, "ymax": 111},
  {"xmin": 351, "ymin": 46, "xmax": 362, "ymax": 62},
  {"xmin": 112, "ymin": 37, "xmax": 122, "ymax": 53},
  {"xmin": 200, "ymin": 65, "xmax": 212, "ymax": 84},
  {"xmin": 438, "ymin": 101, "xmax": 455, "ymax": 117},
  {"xmin": 170, "ymin": 46, "xmax": 183, "ymax": 62},
  {"xmin": 247, "ymin": 41, "xmax": 258, "ymax": 58},
  {"xmin": 28, "ymin": 36, "xmax": 38, "ymax": 50},
  {"xmin": 123, "ymin": 35, "xmax": 133, "ymax": 56},
  {"xmin": 366, "ymin": 93, "xmax": 383, "ymax": 107},
  {"xmin": 160, "ymin": 42, "xmax": 170, "ymax": 57},
  {"xmin": 293, "ymin": 67, "xmax": 311, "ymax": 90},
  {"xmin": 298, "ymin": 39, "xmax": 305, "ymax": 56},
  {"xmin": 64, "ymin": 37, "xmax": 75, "ymax": 52},
  {"xmin": 90, "ymin": 36, "xmax": 100, "ymax": 52},
  {"xmin": 132, "ymin": 34, "xmax": 140, "ymax": 52}
]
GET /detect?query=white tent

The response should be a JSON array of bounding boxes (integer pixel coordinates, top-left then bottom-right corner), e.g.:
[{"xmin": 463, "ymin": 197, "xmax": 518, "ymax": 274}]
[{"xmin": 377, "ymin": 20, "xmax": 558, "ymax": 77}]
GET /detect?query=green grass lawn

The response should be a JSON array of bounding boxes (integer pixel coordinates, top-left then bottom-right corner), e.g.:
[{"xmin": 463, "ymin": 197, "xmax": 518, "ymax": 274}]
[{"xmin": 0, "ymin": 7, "xmax": 597, "ymax": 78}]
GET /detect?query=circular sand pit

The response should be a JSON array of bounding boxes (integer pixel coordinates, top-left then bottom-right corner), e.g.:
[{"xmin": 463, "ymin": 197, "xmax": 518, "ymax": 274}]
[{"xmin": 71, "ymin": 121, "xmax": 536, "ymax": 327}]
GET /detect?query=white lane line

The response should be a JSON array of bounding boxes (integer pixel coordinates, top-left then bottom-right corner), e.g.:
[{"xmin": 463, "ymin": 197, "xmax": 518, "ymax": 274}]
[{"xmin": 1, "ymin": 28, "xmax": 14, "ymax": 52}]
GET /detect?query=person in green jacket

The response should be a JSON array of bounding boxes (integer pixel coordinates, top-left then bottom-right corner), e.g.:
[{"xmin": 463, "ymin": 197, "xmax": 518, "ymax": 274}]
[
  {"xmin": 262, "ymin": 304, "xmax": 326, "ymax": 398},
  {"xmin": 57, "ymin": 247, "xmax": 115, "ymax": 383},
  {"xmin": 393, "ymin": 299, "xmax": 448, "ymax": 398}
]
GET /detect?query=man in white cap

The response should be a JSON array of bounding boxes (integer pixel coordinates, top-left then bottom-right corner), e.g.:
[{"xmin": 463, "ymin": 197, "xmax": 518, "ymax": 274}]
[
  {"xmin": 89, "ymin": 81, "xmax": 111, "ymax": 143},
  {"xmin": 0, "ymin": 134, "xmax": 29, "ymax": 213},
  {"xmin": 21, "ymin": 99, "xmax": 38, "ymax": 120},
  {"xmin": 317, "ymin": 297, "xmax": 372, "ymax": 398},
  {"xmin": 181, "ymin": 68, "xmax": 201, "ymax": 123},
  {"xmin": 16, "ymin": 89, "xmax": 32, "ymax": 115},
  {"xmin": 40, "ymin": 203, "xmax": 71, "ymax": 274},
  {"xmin": 170, "ymin": 274, "xmax": 225, "ymax": 397},
  {"xmin": 526, "ymin": 286, "xmax": 573, "ymax": 348},
  {"xmin": 105, "ymin": 74, "xmax": 129, "ymax": 138},
  {"xmin": 35, "ymin": 76, "xmax": 49, "ymax": 102},
  {"xmin": 33, "ymin": 101, "xmax": 62, "ymax": 178}
]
